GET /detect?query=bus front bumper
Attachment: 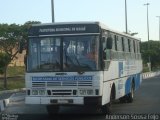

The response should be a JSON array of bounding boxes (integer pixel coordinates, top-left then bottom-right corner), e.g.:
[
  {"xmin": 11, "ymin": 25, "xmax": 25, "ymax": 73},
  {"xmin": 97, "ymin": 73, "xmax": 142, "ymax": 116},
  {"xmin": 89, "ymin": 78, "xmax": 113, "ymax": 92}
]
[{"xmin": 25, "ymin": 96, "xmax": 102, "ymax": 105}]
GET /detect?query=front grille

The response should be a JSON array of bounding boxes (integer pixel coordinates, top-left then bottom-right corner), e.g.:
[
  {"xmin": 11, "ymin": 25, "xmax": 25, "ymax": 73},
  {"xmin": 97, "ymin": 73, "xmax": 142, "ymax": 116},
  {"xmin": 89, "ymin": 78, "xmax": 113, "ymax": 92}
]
[
  {"xmin": 32, "ymin": 79, "xmax": 92, "ymax": 88},
  {"xmin": 78, "ymin": 80, "xmax": 92, "ymax": 86},
  {"xmin": 52, "ymin": 90, "xmax": 72, "ymax": 95},
  {"xmin": 32, "ymin": 82, "xmax": 45, "ymax": 87},
  {"xmin": 47, "ymin": 82, "xmax": 61, "ymax": 86},
  {"xmin": 62, "ymin": 81, "xmax": 77, "ymax": 86}
]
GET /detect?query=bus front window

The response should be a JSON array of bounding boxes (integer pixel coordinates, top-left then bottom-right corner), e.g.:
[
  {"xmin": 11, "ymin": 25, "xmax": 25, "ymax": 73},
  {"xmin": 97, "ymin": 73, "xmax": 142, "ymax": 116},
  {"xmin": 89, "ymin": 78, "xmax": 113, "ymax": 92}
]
[
  {"xmin": 27, "ymin": 35, "xmax": 100, "ymax": 72},
  {"xmin": 63, "ymin": 36, "xmax": 99, "ymax": 71},
  {"xmin": 28, "ymin": 37, "xmax": 61, "ymax": 72}
]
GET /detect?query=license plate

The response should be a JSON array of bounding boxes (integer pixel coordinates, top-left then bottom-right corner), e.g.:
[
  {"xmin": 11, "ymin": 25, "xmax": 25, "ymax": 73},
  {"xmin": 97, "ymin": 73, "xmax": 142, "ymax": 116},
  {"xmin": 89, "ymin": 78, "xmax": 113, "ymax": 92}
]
[{"xmin": 58, "ymin": 99, "xmax": 68, "ymax": 104}]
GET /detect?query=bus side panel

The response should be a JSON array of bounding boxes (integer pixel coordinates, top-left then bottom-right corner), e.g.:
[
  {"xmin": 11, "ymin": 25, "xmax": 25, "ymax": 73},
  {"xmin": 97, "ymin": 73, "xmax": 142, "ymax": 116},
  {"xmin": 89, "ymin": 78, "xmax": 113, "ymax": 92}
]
[
  {"xmin": 115, "ymin": 77, "xmax": 126, "ymax": 99},
  {"xmin": 125, "ymin": 73, "xmax": 142, "ymax": 95},
  {"xmin": 101, "ymin": 81, "xmax": 112, "ymax": 105},
  {"xmin": 134, "ymin": 73, "xmax": 142, "ymax": 90},
  {"xmin": 125, "ymin": 77, "xmax": 132, "ymax": 95},
  {"xmin": 101, "ymin": 61, "xmax": 118, "ymax": 105}
]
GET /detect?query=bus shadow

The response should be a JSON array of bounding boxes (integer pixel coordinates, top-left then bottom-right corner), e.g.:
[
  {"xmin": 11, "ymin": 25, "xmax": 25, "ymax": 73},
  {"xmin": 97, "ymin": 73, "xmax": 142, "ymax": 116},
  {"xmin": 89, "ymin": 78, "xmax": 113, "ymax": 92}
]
[
  {"xmin": 48, "ymin": 114, "xmax": 106, "ymax": 120},
  {"xmin": 48, "ymin": 106, "xmax": 107, "ymax": 120}
]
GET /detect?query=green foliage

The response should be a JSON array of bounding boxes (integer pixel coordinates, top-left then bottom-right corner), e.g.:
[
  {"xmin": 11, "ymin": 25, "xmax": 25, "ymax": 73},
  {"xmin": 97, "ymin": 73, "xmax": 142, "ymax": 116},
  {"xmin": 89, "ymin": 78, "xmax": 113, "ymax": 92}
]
[
  {"xmin": 0, "ymin": 66, "xmax": 25, "ymax": 90},
  {"xmin": 0, "ymin": 77, "xmax": 25, "ymax": 91},
  {"xmin": 0, "ymin": 23, "xmax": 22, "ymax": 62},
  {"xmin": 20, "ymin": 21, "xmax": 41, "ymax": 50},
  {"xmin": 141, "ymin": 40, "xmax": 160, "ymax": 70},
  {"xmin": 0, "ymin": 21, "xmax": 41, "ymax": 68},
  {"xmin": 7, "ymin": 66, "xmax": 25, "ymax": 77},
  {"xmin": 0, "ymin": 52, "xmax": 10, "ymax": 74},
  {"xmin": 0, "ymin": 21, "xmax": 40, "ymax": 89}
]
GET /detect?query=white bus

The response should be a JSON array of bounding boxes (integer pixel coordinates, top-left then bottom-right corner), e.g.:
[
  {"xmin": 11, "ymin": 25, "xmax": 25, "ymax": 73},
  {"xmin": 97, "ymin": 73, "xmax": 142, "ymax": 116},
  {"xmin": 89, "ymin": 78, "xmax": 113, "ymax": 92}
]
[{"xmin": 25, "ymin": 22, "xmax": 142, "ymax": 114}]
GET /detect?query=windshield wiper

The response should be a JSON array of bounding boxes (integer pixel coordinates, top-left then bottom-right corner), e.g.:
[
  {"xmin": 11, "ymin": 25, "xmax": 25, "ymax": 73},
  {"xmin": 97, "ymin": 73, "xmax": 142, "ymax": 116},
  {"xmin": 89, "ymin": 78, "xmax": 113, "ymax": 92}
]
[
  {"xmin": 64, "ymin": 51, "xmax": 75, "ymax": 68},
  {"xmin": 73, "ymin": 55, "xmax": 86, "ymax": 74}
]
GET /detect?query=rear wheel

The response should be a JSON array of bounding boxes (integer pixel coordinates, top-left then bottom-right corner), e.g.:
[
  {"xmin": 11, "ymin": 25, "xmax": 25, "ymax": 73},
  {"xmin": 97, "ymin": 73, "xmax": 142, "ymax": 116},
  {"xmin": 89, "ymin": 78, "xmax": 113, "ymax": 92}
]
[
  {"xmin": 119, "ymin": 82, "xmax": 134, "ymax": 103},
  {"xmin": 119, "ymin": 96, "xmax": 127, "ymax": 103},
  {"xmin": 127, "ymin": 83, "xmax": 134, "ymax": 103}
]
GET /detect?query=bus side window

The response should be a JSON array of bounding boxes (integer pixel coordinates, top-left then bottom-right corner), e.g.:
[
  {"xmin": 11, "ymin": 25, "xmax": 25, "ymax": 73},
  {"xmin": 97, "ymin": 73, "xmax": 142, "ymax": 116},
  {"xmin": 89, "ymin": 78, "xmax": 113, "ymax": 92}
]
[
  {"xmin": 106, "ymin": 37, "xmax": 113, "ymax": 49},
  {"xmin": 136, "ymin": 41, "xmax": 138, "ymax": 53},
  {"xmin": 121, "ymin": 37, "xmax": 125, "ymax": 51},
  {"xmin": 129, "ymin": 39, "xmax": 133, "ymax": 53},
  {"xmin": 133, "ymin": 40, "xmax": 136, "ymax": 53},
  {"xmin": 124, "ymin": 38, "xmax": 129, "ymax": 52},
  {"xmin": 102, "ymin": 37, "xmax": 107, "ymax": 60},
  {"xmin": 117, "ymin": 36, "xmax": 123, "ymax": 51},
  {"xmin": 114, "ymin": 35, "xmax": 118, "ymax": 51},
  {"xmin": 102, "ymin": 37, "xmax": 107, "ymax": 50},
  {"xmin": 137, "ymin": 41, "xmax": 140, "ymax": 53},
  {"xmin": 102, "ymin": 36, "xmax": 113, "ymax": 60},
  {"xmin": 128, "ymin": 39, "xmax": 131, "ymax": 52}
]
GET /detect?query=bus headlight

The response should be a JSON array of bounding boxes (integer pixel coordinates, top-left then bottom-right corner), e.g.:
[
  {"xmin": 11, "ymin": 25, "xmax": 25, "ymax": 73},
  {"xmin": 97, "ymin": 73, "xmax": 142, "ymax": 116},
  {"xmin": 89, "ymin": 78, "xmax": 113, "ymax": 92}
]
[
  {"xmin": 32, "ymin": 90, "xmax": 38, "ymax": 95},
  {"xmin": 39, "ymin": 90, "xmax": 45, "ymax": 95},
  {"xmin": 79, "ymin": 90, "xmax": 93, "ymax": 95},
  {"xmin": 79, "ymin": 90, "xmax": 86, "ymax": 95},
  {"xmin": 87, "ymin": 90, "xmax": 94, "ymax": 95}
]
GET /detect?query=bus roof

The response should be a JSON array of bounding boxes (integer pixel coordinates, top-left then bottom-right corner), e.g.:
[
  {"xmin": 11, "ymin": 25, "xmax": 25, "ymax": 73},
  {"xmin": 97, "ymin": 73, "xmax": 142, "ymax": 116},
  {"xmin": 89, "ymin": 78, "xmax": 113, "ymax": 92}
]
[{"xmin": 30, "ymin": 21, "xmax": 141, "ymax": 41}]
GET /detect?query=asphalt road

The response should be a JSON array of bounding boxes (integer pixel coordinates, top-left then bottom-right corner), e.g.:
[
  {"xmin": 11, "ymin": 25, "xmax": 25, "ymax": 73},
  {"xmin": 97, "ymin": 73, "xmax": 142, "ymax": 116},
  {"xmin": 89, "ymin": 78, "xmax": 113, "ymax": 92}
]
[{"xmin": 1, "ymin": 76, "xmax": 160, "ymax": 120}]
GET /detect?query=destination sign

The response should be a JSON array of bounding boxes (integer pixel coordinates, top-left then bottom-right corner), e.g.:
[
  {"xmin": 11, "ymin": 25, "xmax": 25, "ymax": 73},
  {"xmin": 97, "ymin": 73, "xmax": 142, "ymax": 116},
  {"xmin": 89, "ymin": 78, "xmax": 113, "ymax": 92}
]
[
  {"xmin": 32, "ymin": 76, "xmax": 93, "ymax": 81},
  {"xmin": 29, "ymin": 23, "xmax": 100, "ymax": 36},
  {"xmin": 39, "ymin": 26, "xmax": 86, "ymax": 33}
]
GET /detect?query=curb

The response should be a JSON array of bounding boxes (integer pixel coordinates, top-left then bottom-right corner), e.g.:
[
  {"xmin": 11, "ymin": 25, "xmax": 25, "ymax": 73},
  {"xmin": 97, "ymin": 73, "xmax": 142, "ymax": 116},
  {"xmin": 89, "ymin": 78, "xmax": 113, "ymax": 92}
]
[
  {"xmin": 0, "ymin": 99, "xmax": 9, "ymax": 112},
  {"xmin": 0, "ymin": 88, "xmax": 26, "ymax": 94},
  {"xmin": 0, "ymin": 88, "xmax": 26, "ymax": 112},
  {"xmin": 142, "ymin": 71, "xmax": 160, "ymax": 79},
  {"xmin": 9, "ymin": 92, "xmax": 26, "ymax": 103}
]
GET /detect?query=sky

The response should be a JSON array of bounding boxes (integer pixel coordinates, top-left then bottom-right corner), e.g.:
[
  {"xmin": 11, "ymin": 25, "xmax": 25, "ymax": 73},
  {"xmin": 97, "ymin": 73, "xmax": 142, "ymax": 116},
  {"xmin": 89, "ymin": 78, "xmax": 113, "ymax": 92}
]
[{"xmin": 0, "ymin": 0, "xmax": 160, "ymax": 41}]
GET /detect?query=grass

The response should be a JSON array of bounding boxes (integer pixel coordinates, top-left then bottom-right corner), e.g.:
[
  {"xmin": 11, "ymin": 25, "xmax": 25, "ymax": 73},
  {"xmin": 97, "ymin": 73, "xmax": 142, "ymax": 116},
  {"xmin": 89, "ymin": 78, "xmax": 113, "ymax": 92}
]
[
  {"xmin": 7, "ymin": 66, "xmax": 25, "ymax": 77},
  {"xmin": 143, "ymin": 66, "xmax": 150, "ymax": 73},
  {"xmin": 0, "ymin": 66, "xmax": 25, "ymax": 91}
]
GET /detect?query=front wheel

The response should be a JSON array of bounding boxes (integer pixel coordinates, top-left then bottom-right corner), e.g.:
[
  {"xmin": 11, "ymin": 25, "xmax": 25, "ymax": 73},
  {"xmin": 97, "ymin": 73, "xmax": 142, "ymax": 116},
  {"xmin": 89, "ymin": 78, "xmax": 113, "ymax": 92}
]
[
  {"xmin": 101, "ymin": 87, "xmax": 115, "ymax": 114},
  {"xmin": 101, "ymin": 103, "xmax": 111, "ymax": 114}
]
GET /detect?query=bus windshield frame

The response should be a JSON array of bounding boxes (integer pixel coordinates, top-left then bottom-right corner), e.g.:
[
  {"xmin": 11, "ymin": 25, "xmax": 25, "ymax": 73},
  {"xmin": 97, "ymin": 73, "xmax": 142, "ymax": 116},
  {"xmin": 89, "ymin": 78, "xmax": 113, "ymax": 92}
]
[{"xmin": 27, "ymin": 35, "xmax": 101, "ymax": 72}]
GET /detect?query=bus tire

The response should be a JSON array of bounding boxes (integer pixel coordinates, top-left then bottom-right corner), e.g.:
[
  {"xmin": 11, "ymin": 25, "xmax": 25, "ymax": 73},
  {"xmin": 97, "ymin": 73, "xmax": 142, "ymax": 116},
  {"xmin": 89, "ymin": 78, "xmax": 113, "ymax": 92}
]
[
  {"xmin": 119, "ymin": 81, "xmax": 134, "ymax": 103},
  {"xmin": 101, "ymin": 103, "xmax": 111, "ymax": 114},
  {"xmin": 101, "ymin": 85, "xmax": 115, "ymax": 114},
  {"xmin": 46, "ymin": 105, "xmax": 59, "ymax": 116},
  {"xmin": 127, "ymin": 82, "xmax": 134, "ymax": 103},
  {"xmin": 119, "ymin": 96, "xmax": 127, "ymax": 103}
]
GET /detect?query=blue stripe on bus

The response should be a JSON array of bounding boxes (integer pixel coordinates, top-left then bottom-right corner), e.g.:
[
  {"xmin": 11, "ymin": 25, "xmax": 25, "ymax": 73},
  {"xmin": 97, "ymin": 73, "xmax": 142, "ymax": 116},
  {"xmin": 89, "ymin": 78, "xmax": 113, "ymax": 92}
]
[
  {"xmin": 135, "ymin": 73, "xmax": 141, "ymax": 90},
  {"xmin": 125, "ymin": 77, "xmax": 132, "ymax": 95},
  {"xmin": 125, "ymin": 73, "xmax": 141, "ymax": 94}
]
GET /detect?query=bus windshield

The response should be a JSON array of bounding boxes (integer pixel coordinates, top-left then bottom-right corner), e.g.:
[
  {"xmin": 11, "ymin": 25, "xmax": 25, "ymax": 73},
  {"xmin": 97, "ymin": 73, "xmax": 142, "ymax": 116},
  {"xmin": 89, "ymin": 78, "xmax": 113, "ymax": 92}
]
[{"xmin": 27, "ymin": 35, "xmax": 100, "ymax": 72}]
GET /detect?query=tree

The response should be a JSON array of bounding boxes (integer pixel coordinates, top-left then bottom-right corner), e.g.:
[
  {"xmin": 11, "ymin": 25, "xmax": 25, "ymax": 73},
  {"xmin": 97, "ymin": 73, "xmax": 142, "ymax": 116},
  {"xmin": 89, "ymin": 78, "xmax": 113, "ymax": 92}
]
[
  {"xmin": 0, "ymin": 21, "xmax": 41, "ymax": 89},
  {"xmin": 20, "ymin": 21, "xmax": 41, "ymax": 50},
  {"xmin": 0, "ymin": 23, "xmax": 23, "ymax": 89},
  {"xmin": 141, "ymin": 40, "xmax": 160, "ymax": 71},
  {"xmin": 0, "ymin": 52, "xmax": 10, "ymax": 89}
]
